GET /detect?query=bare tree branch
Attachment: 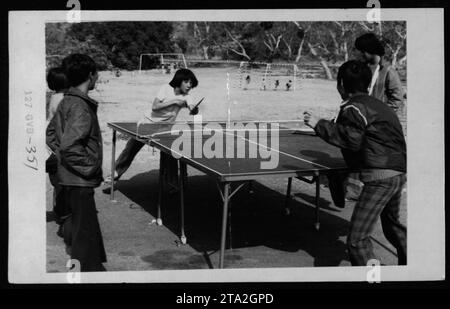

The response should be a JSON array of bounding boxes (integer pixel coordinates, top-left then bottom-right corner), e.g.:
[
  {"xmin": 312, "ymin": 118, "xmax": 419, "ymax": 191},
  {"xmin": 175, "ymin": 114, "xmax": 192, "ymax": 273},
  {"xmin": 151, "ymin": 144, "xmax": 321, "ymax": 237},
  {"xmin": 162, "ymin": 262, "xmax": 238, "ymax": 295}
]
[
  {"xmin": 358, "ymin": 21, "xmax": 374, "ymax": 32},
  {"xmin": 264, "ymin": 41, "xmax": 273, "ymax": 51},
  {"xmin": 224, "ymin": 28, "xmax": 251, "ymax": 60},
  {"xmin": 328, "ymin": 29, "xmax": 339, "ymax": 52},
  {"xmin": 395, "ymin": 27, "xmax": 406, "ymax": 39},
  {"xmin": 385, "ymin": 43, "xmax": 394, "ymax": 52}
]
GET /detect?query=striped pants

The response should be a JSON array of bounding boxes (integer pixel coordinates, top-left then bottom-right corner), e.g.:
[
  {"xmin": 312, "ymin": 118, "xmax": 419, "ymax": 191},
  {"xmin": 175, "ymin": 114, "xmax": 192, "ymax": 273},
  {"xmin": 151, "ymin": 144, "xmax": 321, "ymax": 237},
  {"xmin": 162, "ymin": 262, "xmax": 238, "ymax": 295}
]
[{"xmin": 347, "ymin": 174, "xmax": 407, "ymax": 266}]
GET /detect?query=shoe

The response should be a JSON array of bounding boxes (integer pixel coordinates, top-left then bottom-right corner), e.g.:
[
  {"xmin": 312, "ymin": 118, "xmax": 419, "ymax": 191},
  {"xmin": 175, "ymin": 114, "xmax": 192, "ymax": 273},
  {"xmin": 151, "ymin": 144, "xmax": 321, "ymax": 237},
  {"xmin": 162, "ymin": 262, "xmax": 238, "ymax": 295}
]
[
  {"xmin": 345, "ymin": 187, "xmax": 362, "ymax": 201},
  {"xmin": 104, "ymin": 171, "xmax": 120, "ymax": 185},
  {"xmin": 56, "ymin": 224, "xmax": 64, "ymax": 238},
  {"xmin": 47, "ymin": 211, "xmax": 63, "ymax": 224},
  {"xmin": 334, "ymin": 202, "xmax": 345, "ymax": 209},
  {"xmin": 345, "ymin": 195, "xmax": 360, "ymax": 202}
]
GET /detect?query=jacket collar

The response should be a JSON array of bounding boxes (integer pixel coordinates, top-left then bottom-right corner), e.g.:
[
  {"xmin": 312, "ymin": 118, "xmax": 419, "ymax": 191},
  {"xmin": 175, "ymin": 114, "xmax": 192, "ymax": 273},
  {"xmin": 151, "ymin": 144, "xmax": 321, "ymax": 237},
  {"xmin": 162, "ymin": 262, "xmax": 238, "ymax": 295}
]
[
  {"xmin": 340, "ymin": 92, "xmax": 369, "ymax": 106},
  {"xmin": 378, "ymin": 59, "xmax": 391, "ymax": 71},
  {"xmin": 340, "ymin": 99, "xmax": 349, "ymax": 107},
  {"xmin": 65, "ymin": 87, "xmax": 98, "ymax": 107}
]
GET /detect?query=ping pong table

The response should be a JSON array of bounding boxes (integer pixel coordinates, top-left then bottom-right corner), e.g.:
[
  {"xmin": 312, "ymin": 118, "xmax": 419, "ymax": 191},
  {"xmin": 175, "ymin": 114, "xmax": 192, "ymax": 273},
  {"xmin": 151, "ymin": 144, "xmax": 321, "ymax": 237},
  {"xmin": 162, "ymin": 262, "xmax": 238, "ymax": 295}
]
[{"xmin": 107, "ymin": 121, "xmax": 348, "ymax": 268}]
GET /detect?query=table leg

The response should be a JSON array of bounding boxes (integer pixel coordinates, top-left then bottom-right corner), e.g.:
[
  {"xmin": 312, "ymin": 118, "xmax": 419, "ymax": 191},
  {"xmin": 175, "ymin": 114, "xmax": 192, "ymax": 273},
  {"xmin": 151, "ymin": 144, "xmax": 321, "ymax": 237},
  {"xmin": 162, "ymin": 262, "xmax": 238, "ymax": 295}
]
[
  {"xmin": 219, "ymin": 183, "xmax": 230, "ymax": 269},
  {"xmin": 315, "ymin": 173, "xmax": 321, "ymax": 231},
  {"xmin": 179, "ymin": 161, "xmax": 187, "ymax": 245},
  {"xmin": 248, "ymin": 180, "xmax": 254, "ymax": 194},
  {"xmin": 110, "ymin": 129, "xmax": 116, "ymax": 202},
  {"xmin": 228, "ymin": 191, "xmax": 232, "ymax": 250},
  {"xmin": 284, "ymin": 177, "xmax": 293, "ymax": 215},
  {"xmin": 156, "ymin": 154, "xmax": 164, "ymax": 226}
]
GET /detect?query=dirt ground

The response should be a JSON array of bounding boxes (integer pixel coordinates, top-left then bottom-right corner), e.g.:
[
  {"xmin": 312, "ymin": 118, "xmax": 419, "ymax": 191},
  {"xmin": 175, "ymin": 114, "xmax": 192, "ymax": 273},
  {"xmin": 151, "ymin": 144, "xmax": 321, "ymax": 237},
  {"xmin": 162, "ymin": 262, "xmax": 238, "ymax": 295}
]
[{"xmin": 46, "ymin": 67, "xmax": 407, "ymax": 273}]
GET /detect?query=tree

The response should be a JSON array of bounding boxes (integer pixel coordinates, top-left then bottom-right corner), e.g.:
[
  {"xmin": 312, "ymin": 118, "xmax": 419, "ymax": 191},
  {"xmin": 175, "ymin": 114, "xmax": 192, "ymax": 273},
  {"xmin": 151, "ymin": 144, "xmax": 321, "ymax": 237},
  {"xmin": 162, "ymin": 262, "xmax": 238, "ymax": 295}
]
[
  {"xmin": 290, "ymin": 22, "xmax": 312, "ymax": 63},
  {"xmin": 192, "ymin": 22, "xmax": 212, "ymax": 59},
  {"xmin": 68, "ymin": 22, "xmax": 175, "ymax": 70},
  {"xmin": 46, "ymin": 23, "xmax": 110, "ymax": 69},
  {"xmin": 381, "ymin": 22, "xmax": 406, "ymax": 67},
  {"xmin": 258, "ymin": 22, "xmax": 283, "ymax": 61},
  {"xmin": 220, "ymin": 22, "xmax": 255, "ymax": 61},
  {"xmin": 303, "ymin": 22, "xmax": 335, "ymax": 79}
]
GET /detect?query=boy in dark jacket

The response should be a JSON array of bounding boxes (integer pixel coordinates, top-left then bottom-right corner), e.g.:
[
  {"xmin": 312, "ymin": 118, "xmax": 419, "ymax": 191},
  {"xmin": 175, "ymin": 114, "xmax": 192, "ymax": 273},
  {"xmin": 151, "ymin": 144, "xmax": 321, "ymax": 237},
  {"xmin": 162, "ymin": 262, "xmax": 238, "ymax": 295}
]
[
  {"xmin": 345, "ymin": 33, "xmax": 406, "ymax": 201},
  {"xmin": 304, "ymin": 60, "xmax": 407, "ymax": 266},
  {"xmin": 46, "ymin": 54, "xmax": 106, "ymax": 272}
]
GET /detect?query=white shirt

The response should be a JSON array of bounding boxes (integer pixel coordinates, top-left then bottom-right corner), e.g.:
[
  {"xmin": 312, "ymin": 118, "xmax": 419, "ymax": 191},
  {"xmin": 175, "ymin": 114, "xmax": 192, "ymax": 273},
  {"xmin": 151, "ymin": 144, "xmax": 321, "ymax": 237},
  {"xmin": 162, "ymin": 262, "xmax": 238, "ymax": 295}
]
[
  {"xmin": 48, "ymin": 92, "xmax": 64, "ymax": 121},
  {"xmin": 368, "ymin": 65, "xmax": 380, "ymax": 96},
  {"xmin": 146, "ymin": 84, "xmax": 194, "ymax": 122}
]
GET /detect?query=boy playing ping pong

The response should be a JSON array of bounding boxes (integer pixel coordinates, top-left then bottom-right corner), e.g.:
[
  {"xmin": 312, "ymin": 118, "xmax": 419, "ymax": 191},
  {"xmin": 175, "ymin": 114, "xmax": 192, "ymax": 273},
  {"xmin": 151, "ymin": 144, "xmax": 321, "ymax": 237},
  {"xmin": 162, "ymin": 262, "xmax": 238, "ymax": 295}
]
[
  {"xmin": 105, "ymin": 68, "xmax": 200, "ymax": 183},
  {"xmin": 303, "ymin": 60, "xmax": 407, "ymax": 266}
]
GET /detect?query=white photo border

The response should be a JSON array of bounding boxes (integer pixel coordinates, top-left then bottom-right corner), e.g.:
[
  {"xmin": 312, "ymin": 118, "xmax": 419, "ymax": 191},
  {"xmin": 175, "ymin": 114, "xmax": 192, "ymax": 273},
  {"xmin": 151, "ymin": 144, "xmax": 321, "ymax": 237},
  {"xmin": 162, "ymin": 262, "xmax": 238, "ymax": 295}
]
[{"xmin": 8, "ymin": 8, "xmax": 445, "ymax": 283}]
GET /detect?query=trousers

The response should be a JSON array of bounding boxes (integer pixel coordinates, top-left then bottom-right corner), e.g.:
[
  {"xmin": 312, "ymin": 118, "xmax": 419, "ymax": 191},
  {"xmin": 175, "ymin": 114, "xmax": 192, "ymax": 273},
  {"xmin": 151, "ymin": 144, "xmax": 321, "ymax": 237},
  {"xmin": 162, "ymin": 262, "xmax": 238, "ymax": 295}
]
[
  {"xmin": 347, "ymin": 174, "xmax": 407, "ymax": 266},
  {"xmin": 59, "ymin": 186, "xmax": 107, "ymax": 272}
]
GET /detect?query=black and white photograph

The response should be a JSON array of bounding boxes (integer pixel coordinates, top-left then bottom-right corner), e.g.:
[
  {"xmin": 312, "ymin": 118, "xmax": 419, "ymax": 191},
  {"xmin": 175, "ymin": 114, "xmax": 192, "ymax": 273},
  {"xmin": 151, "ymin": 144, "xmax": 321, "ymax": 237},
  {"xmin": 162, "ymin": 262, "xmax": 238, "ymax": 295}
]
[{"xmin": 7, "ymin": 7, "xmax": 445, "ymax": 284}]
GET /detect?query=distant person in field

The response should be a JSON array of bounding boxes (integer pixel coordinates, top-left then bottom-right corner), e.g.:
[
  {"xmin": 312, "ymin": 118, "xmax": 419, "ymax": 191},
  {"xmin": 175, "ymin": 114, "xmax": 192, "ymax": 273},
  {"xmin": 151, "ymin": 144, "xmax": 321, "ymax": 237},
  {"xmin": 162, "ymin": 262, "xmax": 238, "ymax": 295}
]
[
  {"xmin": 286, "ymin": 80, "xmax": 292, "ymax": 91},
  {"xmin": 46, "ymin": 67, "xmax": 69, "ymax": 225},
  {"xmin": 244, "ymin": 75, "xmax": 251, "ymax": 90},
  {"xmin": 46, "ymin": 53, "xmax": 107, "ymax": 272},
  {"xmin": 261, "ymin": 78, "xmax": 266, "ymax": 91},
  {"xmin": 274, "ymin": 79, "xmax": 280, "ymax": 90},
  {"xmin": 105, "ymin": 68, "xmax": 200, "ymax": 184},
  {"xmin": 304, "ymin": 60, "xmax": 407, "ymax": 266}
]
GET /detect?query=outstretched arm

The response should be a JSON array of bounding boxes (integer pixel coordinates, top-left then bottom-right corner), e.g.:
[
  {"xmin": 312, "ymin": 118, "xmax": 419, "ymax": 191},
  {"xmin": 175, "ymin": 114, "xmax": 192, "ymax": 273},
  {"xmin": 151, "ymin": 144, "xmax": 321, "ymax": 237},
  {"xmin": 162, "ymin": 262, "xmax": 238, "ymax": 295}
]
[
  {"xmin": 152, "ymin": 97, "xmax": 187, "ymax": 111},
  {"xmin": 304, "ymin": 105, "xmax": 367, "ymax": 151}
]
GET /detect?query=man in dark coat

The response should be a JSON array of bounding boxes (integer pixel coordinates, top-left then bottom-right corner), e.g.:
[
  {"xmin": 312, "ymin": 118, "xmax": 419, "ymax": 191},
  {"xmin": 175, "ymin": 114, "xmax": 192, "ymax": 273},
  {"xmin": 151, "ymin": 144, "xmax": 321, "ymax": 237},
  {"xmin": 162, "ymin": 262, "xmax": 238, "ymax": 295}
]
[
  {"xmin": 46, "ymin": 54, "xmax": 106, "ymax": 272},
  {"xmin": 304, "ymin": 60, "xmax": 407, "ymax": 266}
]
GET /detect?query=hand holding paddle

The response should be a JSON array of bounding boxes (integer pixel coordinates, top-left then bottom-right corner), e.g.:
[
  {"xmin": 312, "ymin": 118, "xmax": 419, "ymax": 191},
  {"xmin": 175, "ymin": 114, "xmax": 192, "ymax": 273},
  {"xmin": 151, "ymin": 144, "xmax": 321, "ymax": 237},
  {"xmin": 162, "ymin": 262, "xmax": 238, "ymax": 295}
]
[{"xmin": 189, "ymin": 97, "xmax": 204, "ymax": 115}]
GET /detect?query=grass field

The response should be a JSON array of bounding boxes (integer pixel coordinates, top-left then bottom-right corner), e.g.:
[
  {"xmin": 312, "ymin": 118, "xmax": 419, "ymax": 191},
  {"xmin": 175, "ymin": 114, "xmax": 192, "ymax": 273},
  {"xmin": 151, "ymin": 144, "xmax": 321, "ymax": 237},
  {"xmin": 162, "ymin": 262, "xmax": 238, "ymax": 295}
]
[{"xmin": 46, "ymin": 67, "xmax": 407, "ymax": 273}]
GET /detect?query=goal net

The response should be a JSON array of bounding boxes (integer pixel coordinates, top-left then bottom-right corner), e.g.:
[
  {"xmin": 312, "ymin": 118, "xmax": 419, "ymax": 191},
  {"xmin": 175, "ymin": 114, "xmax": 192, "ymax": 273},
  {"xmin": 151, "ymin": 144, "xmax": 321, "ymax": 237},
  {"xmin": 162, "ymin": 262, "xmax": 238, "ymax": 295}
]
[
  {"xmin": 138, "ymin": 53, "xmax": 187, "ymax": 74},
  {"xmin": 236, "ymin": 61, "xmax": 301, "ymax": 91}
]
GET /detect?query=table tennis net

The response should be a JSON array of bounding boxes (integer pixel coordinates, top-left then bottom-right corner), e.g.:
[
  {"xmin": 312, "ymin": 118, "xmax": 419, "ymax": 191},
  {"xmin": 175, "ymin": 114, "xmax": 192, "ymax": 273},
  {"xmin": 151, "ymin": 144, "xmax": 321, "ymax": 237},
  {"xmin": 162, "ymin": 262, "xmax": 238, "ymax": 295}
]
[{"xmin": 134, "ymin": 120, "xmax": 315, "ymax": 139}]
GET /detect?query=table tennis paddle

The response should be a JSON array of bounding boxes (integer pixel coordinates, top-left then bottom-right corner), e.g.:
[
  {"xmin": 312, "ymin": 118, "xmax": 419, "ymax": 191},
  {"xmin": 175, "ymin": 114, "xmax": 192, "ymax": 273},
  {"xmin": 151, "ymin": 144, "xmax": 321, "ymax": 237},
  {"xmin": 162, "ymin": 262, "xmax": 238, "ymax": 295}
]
[
  {"xmin": 193, "ymin": 97, "xmax": 204, "ymax": 109},
  {"xmin": 189, "ymin": 97, "xmax": 204, "ymax": 115}
]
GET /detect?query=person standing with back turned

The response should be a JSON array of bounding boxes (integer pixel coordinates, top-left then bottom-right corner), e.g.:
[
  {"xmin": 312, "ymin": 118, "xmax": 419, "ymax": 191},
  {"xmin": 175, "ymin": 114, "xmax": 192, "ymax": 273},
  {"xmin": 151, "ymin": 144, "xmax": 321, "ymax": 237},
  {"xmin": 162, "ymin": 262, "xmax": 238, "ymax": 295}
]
[
  {"xmin": 46, "ymin": 53, "xmax": 107, "ymax": 272},
  {"xmin": 304, "ymin": 60, "xmax": 407, "ymax": 266},
  {"xmin": 343, "ymin": 33, "xmax": 406, "ymax": 201}
]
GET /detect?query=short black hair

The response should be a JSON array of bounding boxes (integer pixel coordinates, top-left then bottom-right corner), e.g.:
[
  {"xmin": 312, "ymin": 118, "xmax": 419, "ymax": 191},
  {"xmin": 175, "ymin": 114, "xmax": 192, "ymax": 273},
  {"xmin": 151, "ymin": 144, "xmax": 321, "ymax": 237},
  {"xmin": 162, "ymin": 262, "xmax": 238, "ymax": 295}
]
[
  {"xmin": 354, "ymin": 33, "xmax": 385, "ymax": 56},
  {"xmin": 169, "ymin": 68, "xmax": 198, "ymax": 88},
  {"xmin": 337, "ymin": 60, "xmax": 372, "ymax": 94},
  {"xmin": 62, "ymin": 53, "xmax": 97, "ymax": 87},
  {"xmin": 46, "ymin": 67, "xmax": 68, "ymax": 91}
]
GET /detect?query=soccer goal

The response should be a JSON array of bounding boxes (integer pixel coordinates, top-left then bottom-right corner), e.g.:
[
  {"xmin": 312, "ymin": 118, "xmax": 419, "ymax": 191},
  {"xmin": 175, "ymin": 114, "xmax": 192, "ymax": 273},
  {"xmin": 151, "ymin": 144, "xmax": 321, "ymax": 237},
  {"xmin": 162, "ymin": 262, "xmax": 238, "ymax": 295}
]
[
  {"xmin": 237, "ymin": 61, "xmax": 301, "ymax": 91},
  {"xmin": 138, "ymin": 53, "xmax": 187, "ymax": 74}
]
